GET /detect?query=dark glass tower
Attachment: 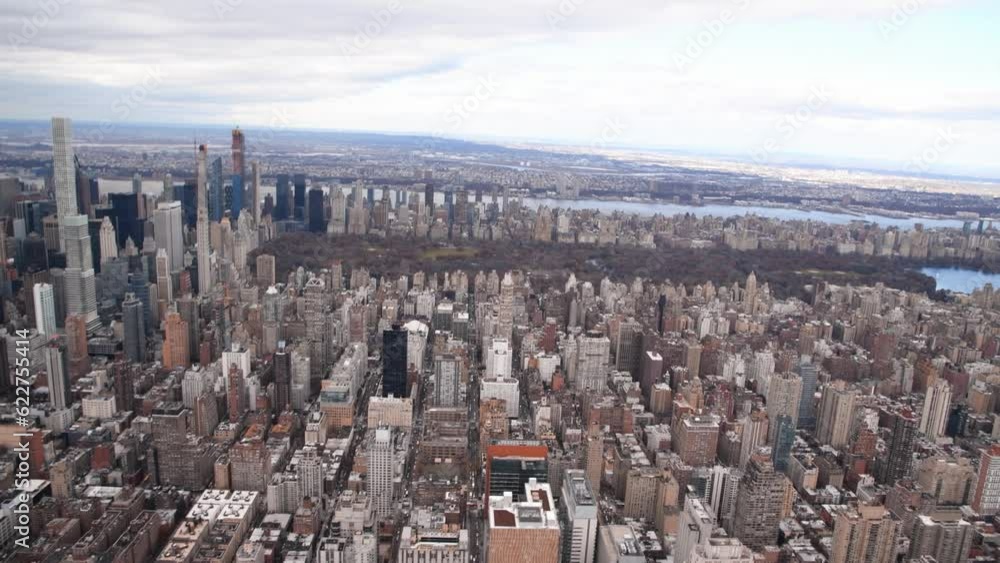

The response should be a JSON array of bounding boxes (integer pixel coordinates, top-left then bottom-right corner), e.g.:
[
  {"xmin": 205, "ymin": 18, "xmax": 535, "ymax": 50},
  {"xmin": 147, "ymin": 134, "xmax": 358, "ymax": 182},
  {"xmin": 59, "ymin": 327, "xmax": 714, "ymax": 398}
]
[
  {"xmin": 275, "ymin": 174, "xmax": 290, "ymax": 221},
  {"xmin": 382, "ymin": 325, "xmax": 408, "ymax": 398}
]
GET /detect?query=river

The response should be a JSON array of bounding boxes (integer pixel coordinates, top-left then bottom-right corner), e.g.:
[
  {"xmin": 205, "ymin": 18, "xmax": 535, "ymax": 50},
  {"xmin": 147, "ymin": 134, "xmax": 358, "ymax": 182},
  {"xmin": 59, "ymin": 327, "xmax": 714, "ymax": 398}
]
[{"xmin": 920, "ymin": 267, "xmax": 1000, "ymax": 293}]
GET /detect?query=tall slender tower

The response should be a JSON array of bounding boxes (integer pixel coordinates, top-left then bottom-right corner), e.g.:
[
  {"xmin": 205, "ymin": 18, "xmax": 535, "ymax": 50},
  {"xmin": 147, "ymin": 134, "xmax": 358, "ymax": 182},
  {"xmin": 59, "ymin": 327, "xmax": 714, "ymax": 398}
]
[
  {"xmin": 250, "ymin": 161, "xmax": 261, "ymax": 222},
  {"xmin": 51, "ymin": 117, "xmax": 78, "ymax": 250},
  {"xmin": 196, "ymin": 144, "xmax": 212, "ymax": 295}
]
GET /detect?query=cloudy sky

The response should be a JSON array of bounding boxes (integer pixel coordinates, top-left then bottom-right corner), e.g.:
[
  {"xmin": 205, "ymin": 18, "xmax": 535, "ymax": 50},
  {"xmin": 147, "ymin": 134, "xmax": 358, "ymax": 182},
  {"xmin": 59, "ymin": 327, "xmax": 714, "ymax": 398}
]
[{"xmin": 2, "ymin": 0, "xmax": 998, "ymax": 176}]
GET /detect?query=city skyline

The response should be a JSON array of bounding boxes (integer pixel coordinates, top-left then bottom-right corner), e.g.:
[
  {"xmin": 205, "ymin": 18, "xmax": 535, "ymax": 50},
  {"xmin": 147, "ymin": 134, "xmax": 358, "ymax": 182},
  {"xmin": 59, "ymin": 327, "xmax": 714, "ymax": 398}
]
[{"xmin": 2, "ymin": 0, "xmax": 998, "ymax": 177}]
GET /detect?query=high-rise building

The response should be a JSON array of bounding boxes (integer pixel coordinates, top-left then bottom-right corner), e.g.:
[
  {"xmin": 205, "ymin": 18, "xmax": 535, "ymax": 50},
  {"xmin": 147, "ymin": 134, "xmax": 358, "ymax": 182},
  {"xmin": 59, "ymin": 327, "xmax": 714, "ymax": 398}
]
[
  {"xmin": 275, "ymin": 174, "xmax": 290, "ymax": 221},
  {"xmin": 485, "ymin": 337, "xmax": 512, "ymax": 379},
  {"xmin": 909, "ymin": 512, "xmax": 974, "ymax": 563},
  {"xmin": 231, "ymin": 127, "xmax": 246, "ymax": 178},
  {"xmin": 674, "ymin": 414, "xmax": 720, "ymax": 467},
  {"xmin": 274, "ymin": 343, "xmax": 291, "ymax": 410},
  {"xmin": 972, "ymin": 444, "xmax": 1000, "ymax": 515},
  {"xmin": 677, "ymin": 498, "xmax": 717, "ymax": 563},
  {"xmin": 771, "ymin": 415, "xmax": 795, "ymax": 472},
  {"xmin": 382, "ymin": 325, "xmax": 408, "ymax": 398},
  {"xmin": 369, "ymin": 428, "xmax": 395, "ymax": 522},
  {"xmin": 560, "ymin": 469, "xmax": 598, "ymax": 563},
  {"xmin": 920, "ymin": 380, "xmax": 953, "ymax": 441},
  {"xmin": 45, "ymin": 339, "xmax": 70, "ymax": 410},
  {"xmin": 122, "ymin": 292, "xmax": 145, "ymax": 363},
  {"xmin": 153, "ymin": 200, "xmax": 184, "ymax": 273},
  {"xmin": 487, "ymin": 480, "xmax": 560, "ymax": 563},
  {"xmin": 876, "ymin": 408, "xmax": 917, "ymax": 485},
  {"xmin": 33, "ymin": 283, "xmax": 56, "ymax": 336},
  {"xmin": 208, "ymin": 156, "xmax": 224, "ymax": 222},
  {"xmin": 196, "ymin": 144, "xmax": 212, "ymax": 295},
  {"xmin": 766, "ymin": 372, "xmax": 802, "ymax": 443},
  {"xmin": 162, "ymin": 309, "xmax": 190, "ymax": 370},
  {"xmin": 732, "ymin": 454, "xmax": 785, "ymax": 551},
  {"xmin": 796, "ymin": 359, "xmax": 818, "ymax": 430},
  {"xmin": 155, "ymin": 249, "xmax": 172, "ymax": 313},
  {"xmin": 816, "ymin": 382, "xmax": 856, "ymax": 448},
  {"xmin": 830, "ymin": 505, "xmax": 900, "ymax": 563},
  {"xmin": 308, "ymin": 187, "xmax": 326, "ymax": 232},
  {"xmin": 98, "ymin": 216, "xmax": 118, "ymax": 264},
  {"xmin": 433, "ymin": 354, "xmax": 461, "ymax": 407},
  {"xmin": 739, "ymin": 411, "xmax": 769, "ymax": 469},
  {"xmin": 63, "ymin": 214, "xmax": 99, "ymax": 332},
  {"xmin": 487, "ymin": 442, "xmax": 549, "ymax": 501},
  {"xmin": 51, "ymin": 117, "xmax": 78, "ymax": 249},
  {"xmin": 64, "ymin": 314, "xmax": 90, "ymax": 380}
]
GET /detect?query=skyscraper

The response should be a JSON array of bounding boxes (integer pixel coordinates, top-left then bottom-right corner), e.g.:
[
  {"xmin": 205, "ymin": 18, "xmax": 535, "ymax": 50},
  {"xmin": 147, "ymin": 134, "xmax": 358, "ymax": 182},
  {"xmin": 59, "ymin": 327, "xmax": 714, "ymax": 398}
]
[
  {"xmin": 796, "ymin": 360, "xmax": 818, "ymax": 430},
  {"xmin": 231, "ymin": 127, "xmax": 246, "ymax": 179},
  {"xmin": 63, "ymin": 214, "xmax": 99, "ymax": 332},
  {"xmin": 876, "ymin": 408, "xmax": 917, "ymax": 485},
  {"xmin": 153, "ymin": 200, "xmax": 184, "ymax": 273},
  {"xmin": 369, "ymin": 428, "xmax": 395, "ymax": 522},
  {"xmin": 45, "ymin": 338, "xmax": 70, "ymax": 410},
  {"xmin": 677, "ymin": 498, "xmax": 717, "ymax": 563},
  {"xmin": 208, "ymin": 156, "xmax": 224, "ymax": 222},
  {"xmin": 560, "ymin": 469, "xmax": 598, "ymax": 563},
  {"xmin": 816, "ymin": 382, "xmax": 856, "ymax": 449},
  {"xmin": 250, "ymin": 161, "xmax": 260, "ymax": 222},
  {"xmin": 51, "ymin": 117, "xmax": 78, "ymax": 249},
  {"xmin": 920, "ymin": 380, "xmax": 952, "ymax": 441},
  {"xmin": 122, "ymin": 292, "xmax": 145, "ymax": 363},
  {"xmin": 830, "ymin": 505, "xmax": 900, "ymax": 563},
  {"xmin": 196, "ymin": 145, "xmax": 212, "ymax": 295},
  {"xmin": 275, "ymin": 174, "xmax": 290, "ymax": 221},
  {"xmin": 162, "ymin": 309, "xmax": 189, "ymax": 370},
  {"xmin": 732, "ymin": 454, "xmax": 785, "ymax": 551},
  {"xmin": 771, "ymin": 415, "xmax": 795, "ymax": 473},
  {"xmin": 382, "ymin": 325, "xmax": 408, "ymax": 398},
  {"xmin": 972, "ymin": 444, "xmax": 1000, "ymax": 515},
  {"xmin": 98, "ymin": 216, "xmax": 118, "ymax": 264},
  {"xmin": 33, "ymin": 283, "xmax": 56, "ymax": 336},
  {"xmin": 766, "ymin": 372, "xmax": 802, "ymax": 443},
  {"xmin": 308, "ymin": 187, "xmax": 325, "ymax": 232}
]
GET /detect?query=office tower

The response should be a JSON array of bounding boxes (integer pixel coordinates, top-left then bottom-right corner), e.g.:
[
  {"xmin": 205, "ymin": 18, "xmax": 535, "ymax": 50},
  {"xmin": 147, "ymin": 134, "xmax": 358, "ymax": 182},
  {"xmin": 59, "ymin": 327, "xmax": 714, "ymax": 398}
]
[
  {"xmin": 771, "ymin": 415, "xmax": 795, "ymax": 472},
  {"xmin": 816, "ymin": 382, "xmax": 856, "ymax": 448},
  {"xmin": 615, "ymin": 318, "xmax": 642, "ymax": 376},
  {"xmin": 485, "ymin": 338, "xmax": 512, "ymax": 379},
  {"xmin": 921, "ymin": 380, "xmax": 952, "ymax": 440},
  {"xmin": 308, "ymin": 187, "xmax": 325, "ymax": 232},
  {"xmin": 293, "ymin": 174, "xmax": 306, "ymax": 219},
  {"xmin": 382, "ymin": 325, "xmax": 408, "ymax": 398},
  {"xmin": 196, "ymin": 145, "xmax": 212, "ymax": 295},
  {"xmin": 127, "ymin": 272, "xmax": 153, "ymax": 334},
  {"xmin": 298, "ymin": 447, "xmax": 323, "ymax": 499},
  {"xmin": 732, "ymin": 454, "xmax": 785, "ymax": 551},
  {"xmin": 64, "ymin": 314, "xmax": 90, "ymax": 380},
  {"xmin": 972, "ymin": 445, "xmax": 1000, "ymax": 514},
  {"xmin": 876, "ymin": 408, "xmax": 917, "ymax": 484},
  {"xmin": 45, "ymin": 339, "xmax": 70, "ymax": 410},
  {"xmin": 487, "ymin": 481, "xmax": 560, "ymax": 563},
  {"xmin": 486, "ymin": 442, "xmax": 549, "ymax": 500},
  {"xmin": 577, "ymin": 331, "xmax": 611, "ymax": 392},
  {"xmin": 155, "ymin": 249, "xmax": 172, "ymax": 311},
  {"xmin": 132, "ymin": 172, "xmax": 142, "ymax": 195},
  {"xmin": 796, "ymin": 360, "xmax": 818, "ymax": 430},
  {"xmin": 162, "ymin": 309, "xmax": 189, "ymax": 370},
  {"xmin": 63, "ymin": 214, "xmax": 99, "ymax": 331},
  {"xmin": 830, "ymin": 505, "xmax": 900, "ymax": 563},
  {"xmin": 227, "ymin": 363, "xmax": 245, "ymax": 422},
  {"xmin": 328, "ymin": 188, "xmax": 347, "ymax": 234},
  {"xmin": 254, "ymin": 254, "xmax": 276, "ymax": 289},
  {"xmin": 675, "ymin": 414, "xmax": 721, "ymax": 467},
  {"xmin": 162, "ymin": 173, "xmax": 174, "ymax": 201},
  {"xmin": 208, "ymin": 156, "xmax": 224, "ymax": 222},
  {"xmin": 51, "ymin": 117, "xmax": 78, "ymax": 248},
  {"xmin": 369, "ymin": 428, "xmax": 395, "ymax": 521},
  {"xmin": 231, "ymin": 426, "xmax": 270, "ymax": 491},
  {"xmin": 98, "ymin": 216, "xmax": 118, "ymax": 264},
  {"xmin": 230, "ymin": 174, "xmax": 243, "ymax": 220},
  {"xmin": 275, "ymin": 174, "xmax": 290, "ymax": 220},
  {"xmin": 766, "ymin": 372, "xmax": 802, "ymax": 443},
  {"xmin": 690, "ymin": 538, "xmax": 753, "ymax": 563},
  {"xmin": 262, "ymin": 286, "xmax": 281, "ymax": 355},
  {"xmin": 33, "ymin": 283, "xmax": 56, "ymax": 335},
  {"xmin": 433, "ymin": 354, "xmax": 461, "ymax": 407},
  {"xmin": 739, "ymin": 411, "xmax": 769, "ymax": 469},
  {"xmin": 153, "ymin": 200, "xmax": 183, "ymax": 272},
  {"xmin": 639, "ymin": 350, "xmax": 663, "ymax": 399},
  {"xmin": 560, "ymin": 469, "xmax": 598, "ymax": 563},
  {"xmin": 122, "ymin": 292, "xmax": 145, "ymax": 363},
  {"xmin": 678, "ymin": 498, "xmax": 717, "ymax": 563},
  {"xmin": 909, "ymin": 512, "xmax": 974, "ymax": 563},
  {"xmin": 231, "ymin": 126, "xmax": 246, "ymax": 177},
  {"xmin": 250, "ymin": 161, "xmax": 260, "ymax": 221},
  {"xmin": 274, "ymin": 343, "xmax": 291, "ymax": 410}
]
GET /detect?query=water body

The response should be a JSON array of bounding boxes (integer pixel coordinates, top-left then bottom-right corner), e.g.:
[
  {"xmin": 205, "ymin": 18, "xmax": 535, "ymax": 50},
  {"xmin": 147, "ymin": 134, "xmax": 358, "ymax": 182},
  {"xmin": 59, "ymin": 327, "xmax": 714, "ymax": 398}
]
[
  {"xmin": 107, "ymin": 178, "xmax": 972, "ymax": 230},
  {"xmin": 920, "ymin": 267, "xmax": 1000, "ymax": 293}
]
